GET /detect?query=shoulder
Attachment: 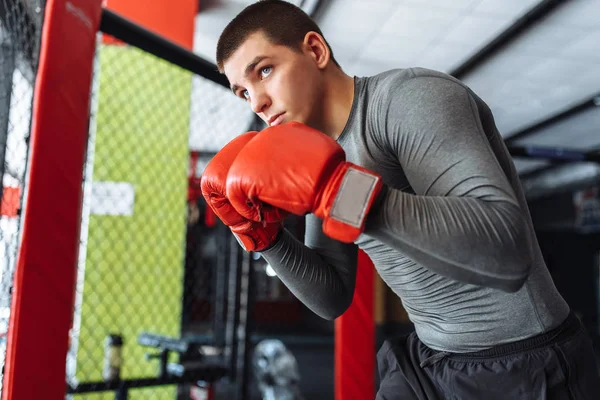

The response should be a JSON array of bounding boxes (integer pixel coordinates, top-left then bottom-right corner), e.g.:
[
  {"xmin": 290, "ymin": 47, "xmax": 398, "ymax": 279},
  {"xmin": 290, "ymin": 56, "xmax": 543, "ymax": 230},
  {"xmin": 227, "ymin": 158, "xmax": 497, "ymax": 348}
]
[
  {"xmin": 358, "ymin": 68, "xmax": 479, "ymax": 146},
  {"xmin": 365, "ymin": 67, "xmax": 471, "ymax": 106}
]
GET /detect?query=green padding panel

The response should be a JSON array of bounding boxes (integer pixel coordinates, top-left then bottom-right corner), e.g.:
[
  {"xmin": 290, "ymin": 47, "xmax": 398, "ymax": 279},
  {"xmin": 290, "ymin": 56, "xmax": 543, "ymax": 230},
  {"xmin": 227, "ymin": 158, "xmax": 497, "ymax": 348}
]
[{"xmin": 74, "ymin": 44, "xmax": 191, "ymax": 399}]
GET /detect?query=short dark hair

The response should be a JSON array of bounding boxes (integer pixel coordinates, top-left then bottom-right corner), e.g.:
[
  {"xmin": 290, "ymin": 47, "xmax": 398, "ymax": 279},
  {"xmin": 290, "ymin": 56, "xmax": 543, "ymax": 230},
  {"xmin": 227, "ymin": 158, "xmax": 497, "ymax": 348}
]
[{"xmin": 216, "ymin": 0, "xmax": 339, "ymax": 72}]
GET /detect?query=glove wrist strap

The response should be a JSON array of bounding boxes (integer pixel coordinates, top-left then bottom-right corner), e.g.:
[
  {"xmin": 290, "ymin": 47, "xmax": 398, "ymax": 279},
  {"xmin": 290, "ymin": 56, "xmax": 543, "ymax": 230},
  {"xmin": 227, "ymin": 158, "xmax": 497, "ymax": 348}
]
[
  {"xmin": 321, "ymin": 163, "xmax": 383, "ymax": 243},
  {"xmin": 232, "ymin": 223, "xmax": 282, "ymax": 252}
]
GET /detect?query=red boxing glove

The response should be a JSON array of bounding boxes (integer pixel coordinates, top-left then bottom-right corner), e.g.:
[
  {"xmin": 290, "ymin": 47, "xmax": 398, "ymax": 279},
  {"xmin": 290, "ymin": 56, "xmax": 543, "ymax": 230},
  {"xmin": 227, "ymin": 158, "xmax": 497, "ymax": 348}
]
[
  {"xmin": 226, "ymin": 122, "xmax": 383, "ymax": 243},
  {"xmin": 200, "ymin": 131, "xmax": 284, "ymax": 251}
]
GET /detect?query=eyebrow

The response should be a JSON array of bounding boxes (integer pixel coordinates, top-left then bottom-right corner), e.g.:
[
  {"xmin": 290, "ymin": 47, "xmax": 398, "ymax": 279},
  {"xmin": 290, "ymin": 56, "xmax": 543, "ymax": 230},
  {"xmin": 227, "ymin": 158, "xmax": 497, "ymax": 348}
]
[{"xmin": 230, "ymin": 55, "xmax": 268, "ymax": 95}]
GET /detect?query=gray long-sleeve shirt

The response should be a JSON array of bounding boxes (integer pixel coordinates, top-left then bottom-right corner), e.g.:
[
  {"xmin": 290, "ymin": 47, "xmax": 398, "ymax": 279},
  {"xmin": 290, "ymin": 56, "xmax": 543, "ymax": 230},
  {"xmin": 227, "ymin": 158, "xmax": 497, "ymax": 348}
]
[{"xmin": 261, "ymin": 68, "xmax": 569, "ymax": 352}]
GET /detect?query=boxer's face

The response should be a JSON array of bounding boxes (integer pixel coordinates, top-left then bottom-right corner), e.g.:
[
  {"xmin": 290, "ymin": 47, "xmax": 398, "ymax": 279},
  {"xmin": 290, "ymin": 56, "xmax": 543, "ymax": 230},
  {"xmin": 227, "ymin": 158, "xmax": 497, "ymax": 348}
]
[{"xmin": 224, "ymin": 30, "xmax": 327, "ymax": 128}]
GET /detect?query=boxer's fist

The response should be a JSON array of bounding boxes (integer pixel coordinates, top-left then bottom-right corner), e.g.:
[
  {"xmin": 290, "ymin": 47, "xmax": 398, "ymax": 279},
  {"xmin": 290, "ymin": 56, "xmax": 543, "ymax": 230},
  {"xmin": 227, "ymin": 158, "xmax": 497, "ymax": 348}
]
[
  {"xmin": 226, "ymin": 122, "xmax": 383, "ymax": 243},
  {"xmin": 200, "ymin": 131, "xmax": 284, "ymax": 251}
]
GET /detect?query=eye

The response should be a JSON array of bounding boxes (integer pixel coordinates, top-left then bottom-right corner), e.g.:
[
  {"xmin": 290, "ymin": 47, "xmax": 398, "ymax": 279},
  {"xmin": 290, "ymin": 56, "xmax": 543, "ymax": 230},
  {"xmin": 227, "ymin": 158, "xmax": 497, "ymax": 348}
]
[
  {"xmin": 260, "ymin": 66, "xmax": 272, "ymax": 79},
  {"xmin": 241, "ymin": 89, "xmax": 250, "ymax": 100}
]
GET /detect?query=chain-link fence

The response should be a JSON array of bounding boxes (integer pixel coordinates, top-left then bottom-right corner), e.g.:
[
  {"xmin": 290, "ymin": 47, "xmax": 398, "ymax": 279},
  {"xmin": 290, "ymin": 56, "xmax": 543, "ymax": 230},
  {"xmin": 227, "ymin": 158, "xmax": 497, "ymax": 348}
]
[
  {"xmin": 1, "ymin": 4, "xmax": 335, "ymax": 397},
  {"xmin": 0, "ymin": 0, "xmax": 43, "ymax": 396},
  {"xmin": 63, "ymin": 29, "xmax": 253, "ymax": 398}
]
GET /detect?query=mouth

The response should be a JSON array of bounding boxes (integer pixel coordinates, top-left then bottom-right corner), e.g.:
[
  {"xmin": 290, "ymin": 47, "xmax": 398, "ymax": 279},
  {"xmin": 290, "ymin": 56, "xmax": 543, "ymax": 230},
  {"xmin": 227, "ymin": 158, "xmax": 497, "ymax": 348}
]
[{"xmin": 268, "ymin": 112, "xmax": 285, "ymax": 127}]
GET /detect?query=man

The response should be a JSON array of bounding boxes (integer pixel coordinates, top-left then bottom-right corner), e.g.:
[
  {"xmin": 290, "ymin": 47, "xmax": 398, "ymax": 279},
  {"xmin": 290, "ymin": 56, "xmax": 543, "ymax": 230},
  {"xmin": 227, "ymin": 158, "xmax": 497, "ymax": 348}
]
[{"xmin": 201, "ymin": 1, "xmax": 600, "ymax": 398}]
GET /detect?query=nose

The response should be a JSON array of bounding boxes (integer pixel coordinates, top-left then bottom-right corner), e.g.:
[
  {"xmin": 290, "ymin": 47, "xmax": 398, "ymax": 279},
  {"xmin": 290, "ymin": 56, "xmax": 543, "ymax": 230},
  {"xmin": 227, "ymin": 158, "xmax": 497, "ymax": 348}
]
[{"xmin": 250, "ymin": 88, "xmax": 270, "ymax": 115}]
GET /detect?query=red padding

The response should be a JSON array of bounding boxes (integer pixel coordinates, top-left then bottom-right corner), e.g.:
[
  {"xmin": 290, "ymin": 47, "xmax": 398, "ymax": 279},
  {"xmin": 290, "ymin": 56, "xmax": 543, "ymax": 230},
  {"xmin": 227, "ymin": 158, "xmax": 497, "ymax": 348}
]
[
  {"xmin": 335, "ymin": 250, "xmax": 375, "ymax": 400},
  {"xmin": 2, "ymin": 1, "xmax": 103, "ymax": 399},
  {"xmin": 103, "ymin": 0, "xmax": 198, "ymax": 49},
  {"xmin": 0, "ymin": 187, "xmax": 21, "ymax": 217}
]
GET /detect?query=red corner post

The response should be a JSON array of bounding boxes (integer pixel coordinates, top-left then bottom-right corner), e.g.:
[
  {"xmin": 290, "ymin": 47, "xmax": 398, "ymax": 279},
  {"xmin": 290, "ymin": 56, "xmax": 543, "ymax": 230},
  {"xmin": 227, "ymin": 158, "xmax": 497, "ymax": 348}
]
[
  {"xmin": 2, "ymin": 1, "xmax": 103, "ymax": 399},
  {"xmin": 335, "ymin": 250, "xmax": 375, "ymax": 400}
]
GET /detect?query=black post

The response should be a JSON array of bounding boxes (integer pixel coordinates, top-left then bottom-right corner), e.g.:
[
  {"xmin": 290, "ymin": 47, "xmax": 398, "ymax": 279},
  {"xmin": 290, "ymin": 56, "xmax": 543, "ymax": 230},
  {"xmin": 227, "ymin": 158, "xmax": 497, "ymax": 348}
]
[
  {"xmin": 213, "ymin": 223, "xmax": 230, "ymax": 348},
  {"xmin": 115, "ymin": 387, "xmax": 128, "ymax": 400},
  {"xmin": 225, "ymin": 234, "xmax": 242, "ymax": 384},
  {"xmin": 235, "ymin": 251, "xmax": 255, "ymax": 400}
]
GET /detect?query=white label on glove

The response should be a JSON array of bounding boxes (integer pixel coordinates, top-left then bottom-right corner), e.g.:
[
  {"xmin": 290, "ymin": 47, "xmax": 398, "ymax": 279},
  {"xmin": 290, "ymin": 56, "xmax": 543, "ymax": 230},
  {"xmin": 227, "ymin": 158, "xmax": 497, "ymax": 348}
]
[{"xmin": 330, "ymin": 167, "xmax": 379, "ymax": 228}]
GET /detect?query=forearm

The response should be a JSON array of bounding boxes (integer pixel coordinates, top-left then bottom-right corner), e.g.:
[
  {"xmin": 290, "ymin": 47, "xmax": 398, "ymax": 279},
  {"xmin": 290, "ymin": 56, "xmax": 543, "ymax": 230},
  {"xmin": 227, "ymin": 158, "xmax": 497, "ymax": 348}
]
[
  {"xmin": 364, "ymin": 187, "xmax": 532, "ymax": 291},
  {"xmin": 261, "ymin": 226, "xmax": 357, "ymax": 319}
]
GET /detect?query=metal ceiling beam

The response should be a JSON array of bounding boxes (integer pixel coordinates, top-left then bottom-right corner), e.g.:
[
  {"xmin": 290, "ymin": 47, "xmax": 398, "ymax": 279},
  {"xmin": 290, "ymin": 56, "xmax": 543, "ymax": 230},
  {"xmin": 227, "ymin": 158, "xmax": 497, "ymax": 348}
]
[
  {"xmin": 519, "ymin": 164, "xmax": 555, "ymax": 180},
  {"xmin": 520, "ymin": 162, "xmax": 600, "ymax": 201},
  {"xmin": 505, "ymin": 94, "xmax": 600, "ymax": 142},
  {"xmin": 507, "ymin": 127, "xmax": 600, "ymax": 199},
  {"xmin": 509, "ymin": 126, "xmax": 600, "ymax": 200},
  {"xmin": 507, "ymin": 145, "xmax": 600, "ymax": 163},
  {"xmin": 450, "ymin": 0, "xmax": 569, "ymax": 79},
  {"xmin": 588, "ymin": 147, "xmax": 600, "ymax": 155}
]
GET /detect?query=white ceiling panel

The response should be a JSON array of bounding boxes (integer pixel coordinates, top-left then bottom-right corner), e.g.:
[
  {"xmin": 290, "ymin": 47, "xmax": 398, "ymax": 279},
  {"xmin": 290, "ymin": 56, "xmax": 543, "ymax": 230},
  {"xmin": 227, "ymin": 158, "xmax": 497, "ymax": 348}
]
[
  {"xmin": 502, "ymin": 24, "xmax": 586, "ymax": 57},
  {"xmin": 426, "ymin": 1, "xmax": 542, "ymax": 72},
  {"xmin": 569, "ymin": 70, "xmax": 600, "ymax": 101},
  {"xmin": 461, "ymin": 0, "xmax": 600, "ymax": 136},
  {"xmin": 540, "ymin": 0, "xmax": 600, "ymax": 28},
  {"xmin": 417, "ymin": 42, "xmax": 474, "ymax": 72},
  {"xmin": 317, "ymin": 0, "xmax": 399, "ymax": 64},
  {"xmin": 194, "ymin": 2, "xmax": 247, "ymax": 63},
  {"xmin": 346, "ymin": 0, "xmax": 545, "ymax": 76},
  {"xmin": 332, "ymin": 2, "xmax": 465, "ymax": 74},
  {"xmin": 510, "ymin": 106, "xmax": 600, "ymax": 151},
  {"xmin": 522, "ymin": 58, "xmax": 591, "ymax": 86},
  {"xmin": 377, "ymin": 5, "xmax": 462, "ymax": 40},
  {"xmin": 192, "ymin": 0, "xmax": 600, "ymax": 172},
  {"xmin": 348, "ymin": 58, "xmax": 406, "ymax": 78},
  {"xmin": 472, "ymin": 79, "xmax": 600, "ymax": 137},
  {"xmin": 458, "ymin": 53, "xmax": 545, "ymax": 85},
  {"xmin": 441, "ymin": 14, "xmax": 512, "ymax": 47},
  {"xmin": 358, "ymin": 34, "xmax": 429, "ymax": 66},
  {"xmin": 490, "ymin": 92, "xmax": 596, "ymax": 135},
  {"xmin": 473, "ymin": 0, "xmax": 542, "ymax": 18},
  {"xmin": 402, "ymin": 0, "xmax": 481, "ymax": 12},
  {"xmin": 560, "ymin": 30, "xmax": 600, "ymax": 63}
]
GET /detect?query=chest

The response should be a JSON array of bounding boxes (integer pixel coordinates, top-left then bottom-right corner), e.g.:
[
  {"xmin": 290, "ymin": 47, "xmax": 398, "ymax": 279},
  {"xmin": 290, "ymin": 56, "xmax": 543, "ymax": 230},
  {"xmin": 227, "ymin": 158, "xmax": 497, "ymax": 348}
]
[{"xmin": 339, "ymin": 127, "xmax": 413, "ymax": 193}]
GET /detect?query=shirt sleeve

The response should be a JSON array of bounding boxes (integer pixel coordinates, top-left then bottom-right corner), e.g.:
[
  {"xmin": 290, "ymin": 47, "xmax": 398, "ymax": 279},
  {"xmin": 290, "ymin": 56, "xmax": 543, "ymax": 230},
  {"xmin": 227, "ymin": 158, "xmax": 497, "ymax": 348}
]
[
  {"xmin": 260, "ymin": 214, "xmax": 359, "ymax": 319},
  {"xmin": 363, "ymin": 75, "xmax": 533, "ymax": 292}
]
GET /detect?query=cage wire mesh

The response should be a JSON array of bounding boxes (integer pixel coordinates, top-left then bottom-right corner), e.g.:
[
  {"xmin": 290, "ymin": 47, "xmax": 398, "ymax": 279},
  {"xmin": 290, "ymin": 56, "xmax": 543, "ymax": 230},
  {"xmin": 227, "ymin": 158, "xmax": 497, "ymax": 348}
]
[
  {"xmin": 189, "ymin": 73, "xmax": 314, "ymax": 341},
  {"xmin": 189, "ymin": 75, "xmax": 255, "ymax": 154},
  {"xmin": 0, "ymin": 0, "xmax": 43, "ymax": 396},
  {"xmin": 0, "ymin": 3, "xmax": 330, "ymax": 395},
  {"xmin": 66, "ymin": 30, "xmax": 259, "ymax": 399}
]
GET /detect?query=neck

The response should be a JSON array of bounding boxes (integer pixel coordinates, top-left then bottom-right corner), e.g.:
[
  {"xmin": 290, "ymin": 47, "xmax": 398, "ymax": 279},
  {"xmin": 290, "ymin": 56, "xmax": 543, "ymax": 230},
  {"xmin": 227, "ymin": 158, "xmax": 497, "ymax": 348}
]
[{"xmin": 316, "ymin": 68, "xmax": 355, "ymax": 140}]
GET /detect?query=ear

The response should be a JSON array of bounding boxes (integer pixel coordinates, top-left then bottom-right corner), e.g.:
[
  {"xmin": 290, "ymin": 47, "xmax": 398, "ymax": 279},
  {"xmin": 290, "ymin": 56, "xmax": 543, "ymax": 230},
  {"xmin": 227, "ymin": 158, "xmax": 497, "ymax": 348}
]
[{"xmin": 303, "ymin": 31, "xmax": 330, "ymax": 70}]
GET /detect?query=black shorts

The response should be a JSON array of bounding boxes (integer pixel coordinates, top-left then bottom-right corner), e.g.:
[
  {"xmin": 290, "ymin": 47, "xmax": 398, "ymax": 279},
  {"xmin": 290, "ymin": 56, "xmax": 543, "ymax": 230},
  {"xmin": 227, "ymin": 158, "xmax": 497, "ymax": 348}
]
[{"xmin": 376, "ymin": 312, "xmax": 600, "ymax": 400}]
